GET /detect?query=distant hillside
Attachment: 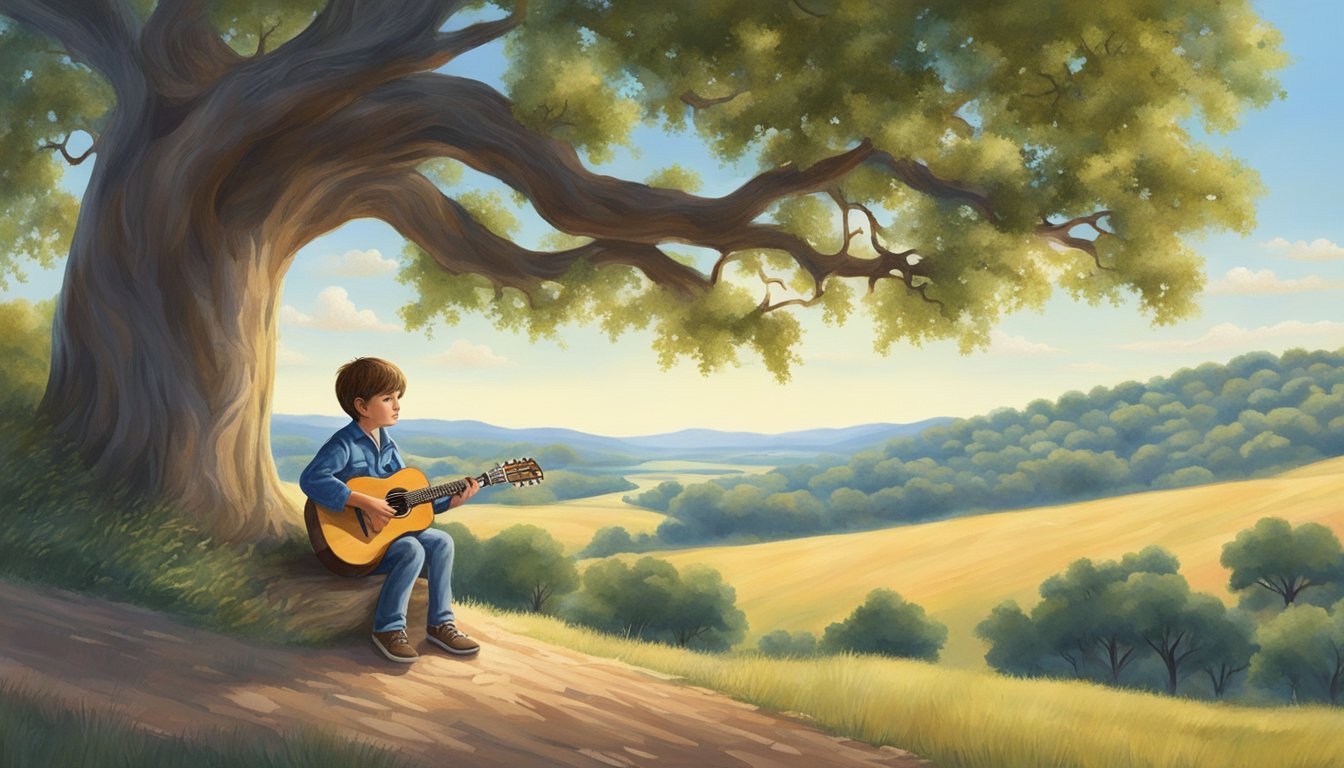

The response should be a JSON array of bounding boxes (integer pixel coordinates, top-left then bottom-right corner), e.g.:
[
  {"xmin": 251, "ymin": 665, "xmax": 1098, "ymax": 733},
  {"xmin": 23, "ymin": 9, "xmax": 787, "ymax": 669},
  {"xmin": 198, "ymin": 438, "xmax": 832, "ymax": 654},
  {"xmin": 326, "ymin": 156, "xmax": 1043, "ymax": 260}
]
[
  {"xmin": 269, "ymin": 414, "xmax": 948, "ymax": 482},
  {"xmin": 270, "ymin": 414, "xmax": 946, "ymax": 462},
  {"xmin": 616, "ymin": 347, "xmax": 1344, "ymax": 549}
]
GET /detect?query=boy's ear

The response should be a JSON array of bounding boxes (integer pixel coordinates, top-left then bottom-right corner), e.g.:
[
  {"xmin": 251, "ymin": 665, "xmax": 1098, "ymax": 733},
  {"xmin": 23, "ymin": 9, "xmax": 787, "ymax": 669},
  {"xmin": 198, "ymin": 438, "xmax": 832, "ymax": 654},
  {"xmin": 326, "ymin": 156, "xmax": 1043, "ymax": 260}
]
[{"xmin": 352, "ymin": 397, "xmax": 368, "ymax": 417}]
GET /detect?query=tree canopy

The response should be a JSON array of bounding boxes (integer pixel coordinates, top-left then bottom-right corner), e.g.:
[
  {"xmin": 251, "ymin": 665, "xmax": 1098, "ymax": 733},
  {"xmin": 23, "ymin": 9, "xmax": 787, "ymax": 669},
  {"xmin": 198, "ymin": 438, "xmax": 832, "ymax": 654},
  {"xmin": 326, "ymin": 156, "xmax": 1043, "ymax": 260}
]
[
  {"xmin": 821, "ymin": 588, "xmax": 946, "ymax": 661},
  {"xmin": 1, "ymin": 0, "xmax": 1286, "ymax": 378},
  {"xmin": 0, "ymin": 0, "xmax": 1288, "ymax": 538},
  {"xmin": 1222, "ymin": 517, "xmax": 1344, "ymax": 608}
]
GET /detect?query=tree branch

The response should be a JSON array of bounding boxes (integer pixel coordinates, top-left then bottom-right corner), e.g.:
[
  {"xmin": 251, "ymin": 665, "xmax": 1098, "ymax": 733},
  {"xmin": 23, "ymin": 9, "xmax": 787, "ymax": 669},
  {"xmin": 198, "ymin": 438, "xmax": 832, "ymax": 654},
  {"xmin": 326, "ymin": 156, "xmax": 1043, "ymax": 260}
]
[
  {"xmin": 681, "ymin": 89, "xmax": 746, "ymax": 110},
  {"xmin": 0, "ymin": 0, "xmax": 142, "ymax": 93},
  {"xmin": 42, "ymin": 132, "xmax": 98, "ymax": 165},
  {"xmin": 354, "ymin": 75, "xmax": 875, "ymax": 245},
  {"xmin": 140, "ymin": 0, "xmax": 242, "ymax": 102},
  {"xmin": 1036, "ymin": 210, "xmax": 1114, "ymax": 269},
  {"xmin": 436, "ymin": 0, "xmax": 527, "ymax": 60},
  {"xmin": 868, "ymin": 149, "xmax": 1000, "ymax": 224},
  {"xmin": 349, "ymin": 172, "xmax": 714, "ymax": 298},
  {"xmin": 253, "ymin": 74, "xmax": 959, "ymax": 316}
]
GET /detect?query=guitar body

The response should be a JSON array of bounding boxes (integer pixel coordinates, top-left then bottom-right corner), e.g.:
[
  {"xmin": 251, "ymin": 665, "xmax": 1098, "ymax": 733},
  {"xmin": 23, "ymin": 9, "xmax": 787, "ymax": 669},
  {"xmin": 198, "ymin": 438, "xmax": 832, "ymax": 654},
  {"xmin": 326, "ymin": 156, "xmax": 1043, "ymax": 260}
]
[{"xmin": 305, "ymin": 467, "xmax": 435, "ymax": 577}]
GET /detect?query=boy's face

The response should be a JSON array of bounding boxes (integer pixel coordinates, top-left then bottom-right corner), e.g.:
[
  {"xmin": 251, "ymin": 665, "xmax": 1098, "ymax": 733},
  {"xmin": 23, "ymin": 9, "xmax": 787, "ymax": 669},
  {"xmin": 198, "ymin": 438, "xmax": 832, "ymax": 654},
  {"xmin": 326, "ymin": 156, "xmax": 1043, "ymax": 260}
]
[{"xmin": 354, "ymin": 390, "xmax": 401, "ymax": 430}]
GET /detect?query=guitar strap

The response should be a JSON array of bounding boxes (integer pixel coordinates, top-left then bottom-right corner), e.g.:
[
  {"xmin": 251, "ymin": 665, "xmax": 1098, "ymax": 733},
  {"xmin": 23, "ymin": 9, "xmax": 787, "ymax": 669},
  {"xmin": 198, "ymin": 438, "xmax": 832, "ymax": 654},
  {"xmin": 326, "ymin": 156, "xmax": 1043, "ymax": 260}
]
[{"xmin": 354, "ymin": 509, "xmax": 370, "ymax": 537}]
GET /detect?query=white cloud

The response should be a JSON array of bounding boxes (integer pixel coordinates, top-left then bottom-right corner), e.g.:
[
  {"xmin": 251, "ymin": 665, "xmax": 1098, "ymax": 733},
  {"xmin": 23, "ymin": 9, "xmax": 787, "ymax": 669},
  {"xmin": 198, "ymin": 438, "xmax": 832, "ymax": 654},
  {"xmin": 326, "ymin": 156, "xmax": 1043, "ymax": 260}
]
[
  {"xmin": 429, "ymin": 340, "xmax": 510, "ymax": 368},
  {"xmin": 986, "ymin": 329, "xmax": 1059, "ymax": 356},
  {"xmin": 321, "ymin": 248, "xmax": 400, "ymax": 276},
  {"xmin": 1113, "ymin": 320, "xmax": 1344, "ymax": 352},
  {"xmin": 1206, "ymin": 267, "xmax": 1331, "ymax": 295},
  {"xmin": 1261, "ymin": 237, "xmax": 1344, "ymax": 262},
  {"xmin": 281, "ymin": 286, "xmax": 401, "ymax": 332},
  {"xmin": 275, "ymin": 339, "xmax": 309, "ymax": 365}
]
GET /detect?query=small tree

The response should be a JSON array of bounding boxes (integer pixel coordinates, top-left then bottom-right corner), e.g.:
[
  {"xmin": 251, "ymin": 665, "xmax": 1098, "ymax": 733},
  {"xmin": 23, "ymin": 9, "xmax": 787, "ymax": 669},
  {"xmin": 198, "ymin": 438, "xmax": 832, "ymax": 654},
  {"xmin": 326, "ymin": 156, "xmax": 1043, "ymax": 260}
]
[
  {"xmin": 1222, "ymin": 518, "xmax": 1344, "ymax": 608},
  {"xmin": 473, "ymin": 525, "xmax": 578, "ymax": 613},
  {"xmin": 976, "ymin": 600, "xmax": 1045, "ymax": 676},
  {"xmin": 1122, "ymin": 572, "xmax": 1230, "ymax": 695},
  {"xmin": 1249, "ymin": 600, "xmax": 1344, "ymax": 705},
  {"xmin": 671, "ymin": 565, "xmax": 749, "ymax": 651},
  {"xmin": 563, "ymin": 557, "xmax": 746, "ymax": 651},
  {"xmin": 1199, "ymin": 609, "xmax": 1256, "ymax": 700},
  {"xmin": 821, "ymin": 589, "xmax": 946, "ymax": 662},
  {"xmin": 579, "ymin": 525, "xmax": 636, "ymax": 558}
]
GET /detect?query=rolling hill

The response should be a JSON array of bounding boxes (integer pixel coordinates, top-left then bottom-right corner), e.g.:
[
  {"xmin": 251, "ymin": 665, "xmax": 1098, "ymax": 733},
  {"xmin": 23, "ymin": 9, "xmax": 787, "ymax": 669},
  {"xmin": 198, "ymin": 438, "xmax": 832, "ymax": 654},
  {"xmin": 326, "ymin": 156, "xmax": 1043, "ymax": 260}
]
[
  {"xmin": 615, "ymin": 456, "xmax": 1344, "ymax": 669},
  {"xmin": 271, "ymin": 414, "xmax": 949, "ymax": 462}
]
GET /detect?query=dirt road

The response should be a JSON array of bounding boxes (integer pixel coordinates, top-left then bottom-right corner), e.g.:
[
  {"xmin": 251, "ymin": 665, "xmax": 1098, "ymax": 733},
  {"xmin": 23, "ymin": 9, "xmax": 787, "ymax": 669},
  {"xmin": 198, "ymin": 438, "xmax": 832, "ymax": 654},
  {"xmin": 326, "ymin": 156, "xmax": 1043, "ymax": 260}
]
[{"xmin": 0, "ymin": 582, "xmax": 930, "ymax": 767}]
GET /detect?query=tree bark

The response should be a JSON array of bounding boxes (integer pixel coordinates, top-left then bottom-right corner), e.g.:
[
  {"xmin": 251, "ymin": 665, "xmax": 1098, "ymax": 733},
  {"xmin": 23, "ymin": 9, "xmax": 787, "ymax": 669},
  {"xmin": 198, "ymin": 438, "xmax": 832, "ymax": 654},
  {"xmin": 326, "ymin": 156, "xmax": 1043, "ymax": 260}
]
[{"xmin": 40, "ymin": 106, "xmax": 298, "ymax": 543}]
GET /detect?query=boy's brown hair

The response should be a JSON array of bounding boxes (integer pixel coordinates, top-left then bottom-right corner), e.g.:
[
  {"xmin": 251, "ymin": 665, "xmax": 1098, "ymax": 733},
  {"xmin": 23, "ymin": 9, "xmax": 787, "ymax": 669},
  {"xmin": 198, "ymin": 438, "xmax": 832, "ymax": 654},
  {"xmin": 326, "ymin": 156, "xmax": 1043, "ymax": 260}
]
[{"xmin": 335, "ymin": 357, "xmax": 407, "ymax": 420}]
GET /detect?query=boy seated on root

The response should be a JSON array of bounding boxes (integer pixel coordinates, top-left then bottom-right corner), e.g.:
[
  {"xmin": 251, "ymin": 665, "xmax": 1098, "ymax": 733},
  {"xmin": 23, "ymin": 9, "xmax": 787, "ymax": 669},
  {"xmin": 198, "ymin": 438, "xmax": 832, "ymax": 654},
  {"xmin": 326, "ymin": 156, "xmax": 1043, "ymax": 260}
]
[{"xmin": 300, "ymin": 356, "xmax": 480, "ymax": 662}]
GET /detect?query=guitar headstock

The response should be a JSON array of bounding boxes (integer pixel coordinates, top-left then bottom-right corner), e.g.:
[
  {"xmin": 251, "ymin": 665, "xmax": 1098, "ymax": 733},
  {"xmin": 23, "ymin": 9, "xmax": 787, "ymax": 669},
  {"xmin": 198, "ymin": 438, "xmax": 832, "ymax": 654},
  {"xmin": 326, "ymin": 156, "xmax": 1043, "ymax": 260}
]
[{"xmin": 487, "ymin": 457, "xmax": 545, "ymax": 488}]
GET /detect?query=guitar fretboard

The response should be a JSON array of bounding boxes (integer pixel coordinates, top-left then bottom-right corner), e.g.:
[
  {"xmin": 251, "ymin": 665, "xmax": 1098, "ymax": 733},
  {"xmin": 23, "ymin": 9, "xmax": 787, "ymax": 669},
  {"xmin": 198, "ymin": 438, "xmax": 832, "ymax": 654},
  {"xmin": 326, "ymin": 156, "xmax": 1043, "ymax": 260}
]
[{"xmin": 403, "ymin": 473, "xmax": 490, "ymax": 507}]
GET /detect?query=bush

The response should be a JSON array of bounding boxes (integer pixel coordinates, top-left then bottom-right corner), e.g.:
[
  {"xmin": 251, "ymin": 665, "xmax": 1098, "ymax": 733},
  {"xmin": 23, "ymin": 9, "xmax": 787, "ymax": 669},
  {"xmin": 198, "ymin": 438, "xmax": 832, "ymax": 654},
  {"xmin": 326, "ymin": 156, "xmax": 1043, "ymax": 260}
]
[
  {"xmin": 0, "ymin": 298, "xmax": 54, "ymax": 410},
  {"xmin": 821, "ymin": 589, "xmax": 946, "ymax": 661},
  {"xmin": 757, "ymin": 630, "xmax": 818, "ymax": 658},
  {"xmin": 562, "ymin": 557, "xmax": 747, "ymax": 651}
]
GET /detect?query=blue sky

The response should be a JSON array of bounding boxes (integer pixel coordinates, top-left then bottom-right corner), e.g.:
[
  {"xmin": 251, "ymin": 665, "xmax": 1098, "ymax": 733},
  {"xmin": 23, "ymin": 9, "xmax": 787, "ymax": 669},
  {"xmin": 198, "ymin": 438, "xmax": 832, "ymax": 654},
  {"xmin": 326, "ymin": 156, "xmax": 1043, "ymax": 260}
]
[{"xmin": 6, "ymin": 1, "xmax": 1343, "ymax": 435}]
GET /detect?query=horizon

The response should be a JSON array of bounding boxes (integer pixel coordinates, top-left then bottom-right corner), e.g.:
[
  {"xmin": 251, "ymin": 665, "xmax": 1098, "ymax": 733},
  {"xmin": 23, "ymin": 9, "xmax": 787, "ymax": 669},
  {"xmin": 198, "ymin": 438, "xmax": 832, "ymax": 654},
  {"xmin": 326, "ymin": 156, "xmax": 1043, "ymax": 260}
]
[{"xmin": 4, "ymin": 1, "xmax": 1341, "ymax": 435}]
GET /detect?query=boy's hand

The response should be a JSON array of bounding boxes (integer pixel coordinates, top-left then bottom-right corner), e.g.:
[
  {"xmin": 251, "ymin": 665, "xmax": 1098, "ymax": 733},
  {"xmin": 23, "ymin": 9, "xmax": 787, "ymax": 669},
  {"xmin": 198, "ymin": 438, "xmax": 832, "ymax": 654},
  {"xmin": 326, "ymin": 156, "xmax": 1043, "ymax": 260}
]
[
  {"xmin": 350, "ymin": 491, "xmax": 396, "ymax": 533},
  {"xmin": 450, "ymin": 476, "xmax": 479, "ymax": 508}
]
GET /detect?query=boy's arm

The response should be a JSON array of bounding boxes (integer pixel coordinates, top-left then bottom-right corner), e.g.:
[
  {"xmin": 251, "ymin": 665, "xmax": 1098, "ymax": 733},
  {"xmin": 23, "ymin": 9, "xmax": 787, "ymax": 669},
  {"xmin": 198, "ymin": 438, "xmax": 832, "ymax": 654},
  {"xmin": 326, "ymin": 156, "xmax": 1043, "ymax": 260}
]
[
  {"xmin": 301, "ymin": 439, "xmax": 396, "ymax": 530},
  {"xmin": 299, "ymin": 439, "xmax": 355, "ymax": 512}
]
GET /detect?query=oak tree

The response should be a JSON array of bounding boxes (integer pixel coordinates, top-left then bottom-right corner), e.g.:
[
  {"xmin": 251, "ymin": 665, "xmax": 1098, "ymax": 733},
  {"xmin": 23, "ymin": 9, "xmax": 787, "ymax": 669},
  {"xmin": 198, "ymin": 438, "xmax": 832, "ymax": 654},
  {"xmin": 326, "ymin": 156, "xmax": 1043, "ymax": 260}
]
[{"xmin": 0, "ymin": 0, "xmax": 1285, "ymax": 541}]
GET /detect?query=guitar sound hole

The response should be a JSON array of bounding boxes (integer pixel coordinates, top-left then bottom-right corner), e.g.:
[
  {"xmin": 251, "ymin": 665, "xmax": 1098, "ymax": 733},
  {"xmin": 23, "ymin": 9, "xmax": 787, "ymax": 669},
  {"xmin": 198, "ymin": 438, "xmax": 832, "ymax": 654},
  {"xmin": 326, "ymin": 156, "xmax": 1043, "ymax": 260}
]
[{"xmin": 386, "ymin": 488, "xmax": 411, "ymax": 518}]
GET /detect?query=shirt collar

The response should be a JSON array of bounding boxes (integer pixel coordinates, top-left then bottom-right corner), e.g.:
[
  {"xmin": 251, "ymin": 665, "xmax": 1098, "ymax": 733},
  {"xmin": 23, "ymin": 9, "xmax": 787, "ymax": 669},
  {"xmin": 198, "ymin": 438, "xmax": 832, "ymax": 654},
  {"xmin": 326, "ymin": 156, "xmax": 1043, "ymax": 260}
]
[{"xmin": 341, "ymin": 419, "xmax": 396, "ymax": 453}]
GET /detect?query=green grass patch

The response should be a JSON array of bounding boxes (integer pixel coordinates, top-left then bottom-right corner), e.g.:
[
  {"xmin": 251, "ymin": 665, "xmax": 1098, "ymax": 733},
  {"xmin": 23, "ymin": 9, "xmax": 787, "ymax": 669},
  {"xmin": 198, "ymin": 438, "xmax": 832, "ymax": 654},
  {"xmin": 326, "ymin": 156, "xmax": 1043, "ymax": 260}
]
[
  {"xmin": 0, "ymin": 681, "xmax": 413, "ymax": 768},
  {"xmin": 0, "ymin": 419, "xmax": 340, "ymax": 646},
  {"xmin": 480, "ymin": 607, "xmax": 1344, "ymax": 768}
]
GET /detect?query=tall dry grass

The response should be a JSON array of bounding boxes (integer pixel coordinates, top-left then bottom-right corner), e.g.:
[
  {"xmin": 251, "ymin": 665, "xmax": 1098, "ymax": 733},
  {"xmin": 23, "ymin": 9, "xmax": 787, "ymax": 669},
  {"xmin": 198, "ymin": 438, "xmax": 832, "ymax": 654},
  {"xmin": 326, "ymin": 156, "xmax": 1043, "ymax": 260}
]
[{"xmin": 485, "ymin": 606, "xmax": 1344, "ymax": 768}]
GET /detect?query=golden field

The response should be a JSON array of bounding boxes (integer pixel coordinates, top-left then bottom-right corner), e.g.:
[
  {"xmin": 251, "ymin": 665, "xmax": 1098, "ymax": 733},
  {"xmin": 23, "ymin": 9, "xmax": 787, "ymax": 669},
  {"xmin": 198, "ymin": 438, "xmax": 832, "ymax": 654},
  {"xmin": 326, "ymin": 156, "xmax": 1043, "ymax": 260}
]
[
  {"xmin": 626, "ymin": 457, "xmax": 1344, "ymax": 668},
  {"xmin": 484, "ymin": 603, "xmax": 1344, "ymax": 768}
]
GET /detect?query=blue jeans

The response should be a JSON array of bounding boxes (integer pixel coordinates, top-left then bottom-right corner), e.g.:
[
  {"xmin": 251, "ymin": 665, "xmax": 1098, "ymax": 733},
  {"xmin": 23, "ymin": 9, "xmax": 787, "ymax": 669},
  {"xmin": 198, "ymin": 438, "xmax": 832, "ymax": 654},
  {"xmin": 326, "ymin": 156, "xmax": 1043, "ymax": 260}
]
[{"xmin": 370, "ymin": 528, "xmax": 456, "ymax": 632}]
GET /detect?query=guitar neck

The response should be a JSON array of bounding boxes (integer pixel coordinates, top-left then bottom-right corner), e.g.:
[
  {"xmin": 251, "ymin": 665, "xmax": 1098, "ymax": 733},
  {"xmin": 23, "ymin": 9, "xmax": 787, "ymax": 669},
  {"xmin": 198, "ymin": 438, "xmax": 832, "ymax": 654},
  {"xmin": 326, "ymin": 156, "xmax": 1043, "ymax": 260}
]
[{"xmin": 403, "ymin": 472, "xmax": 492, "ymax": 508}]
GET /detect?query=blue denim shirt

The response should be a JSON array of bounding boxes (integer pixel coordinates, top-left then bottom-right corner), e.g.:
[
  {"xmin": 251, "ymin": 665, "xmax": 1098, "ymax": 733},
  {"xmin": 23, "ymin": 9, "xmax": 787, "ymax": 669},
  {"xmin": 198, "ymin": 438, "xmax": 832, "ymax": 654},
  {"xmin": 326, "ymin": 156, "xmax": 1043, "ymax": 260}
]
[{"xmin": 299, "ymin": 420, "xmax": 452, "ymax": 515}]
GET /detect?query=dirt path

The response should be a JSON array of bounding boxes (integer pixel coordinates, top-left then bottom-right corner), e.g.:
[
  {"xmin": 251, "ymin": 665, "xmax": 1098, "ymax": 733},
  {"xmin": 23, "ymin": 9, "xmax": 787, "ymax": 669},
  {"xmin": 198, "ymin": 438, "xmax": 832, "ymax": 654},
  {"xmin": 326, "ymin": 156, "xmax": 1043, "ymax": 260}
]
[{"xmin": 0, "ymin": 582, "xmax": 931, "ymax": 767}]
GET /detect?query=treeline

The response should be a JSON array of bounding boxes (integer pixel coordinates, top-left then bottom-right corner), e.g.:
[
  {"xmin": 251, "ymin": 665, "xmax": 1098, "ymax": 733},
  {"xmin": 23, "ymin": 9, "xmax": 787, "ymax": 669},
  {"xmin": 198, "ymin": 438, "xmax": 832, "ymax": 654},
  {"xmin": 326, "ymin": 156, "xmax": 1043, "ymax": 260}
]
[
  {"xmin": 604, "ymin": 348, "xmax": 1344, "ymax": 549},
  {"xmin": 978, "ymin": 518, "xmax": 1344, "ymax": 704}
]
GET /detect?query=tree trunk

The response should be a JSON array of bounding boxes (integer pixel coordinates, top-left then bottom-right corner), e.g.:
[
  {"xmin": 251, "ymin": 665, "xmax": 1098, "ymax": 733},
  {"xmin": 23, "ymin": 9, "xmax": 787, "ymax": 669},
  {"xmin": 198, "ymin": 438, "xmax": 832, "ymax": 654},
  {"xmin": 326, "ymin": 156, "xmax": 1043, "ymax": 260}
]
[{"xmin": 39, "ymin": 125, "xmax": 298, "ymax": 544}]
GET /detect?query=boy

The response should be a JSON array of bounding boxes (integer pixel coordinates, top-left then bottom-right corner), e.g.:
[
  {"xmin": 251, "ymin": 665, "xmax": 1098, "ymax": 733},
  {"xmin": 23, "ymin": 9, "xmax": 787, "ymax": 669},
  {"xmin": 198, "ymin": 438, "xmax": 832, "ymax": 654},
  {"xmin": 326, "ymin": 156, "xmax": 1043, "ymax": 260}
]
[{"xmin": 300, "ymin": 357, "xmax": 481, "ymax": 662}]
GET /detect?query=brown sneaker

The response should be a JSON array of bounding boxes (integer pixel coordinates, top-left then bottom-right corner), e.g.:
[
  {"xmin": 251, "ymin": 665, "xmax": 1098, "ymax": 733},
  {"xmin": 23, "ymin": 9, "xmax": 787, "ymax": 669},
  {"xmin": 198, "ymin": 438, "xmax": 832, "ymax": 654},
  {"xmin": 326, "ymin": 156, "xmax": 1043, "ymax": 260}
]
[
  {"xmin": 427, "ymin": 622, "xmax": 480, "ymax": 656},
  {"xmin": 372, "ymin": 629, "xmax": 419, "ymax": 663}
]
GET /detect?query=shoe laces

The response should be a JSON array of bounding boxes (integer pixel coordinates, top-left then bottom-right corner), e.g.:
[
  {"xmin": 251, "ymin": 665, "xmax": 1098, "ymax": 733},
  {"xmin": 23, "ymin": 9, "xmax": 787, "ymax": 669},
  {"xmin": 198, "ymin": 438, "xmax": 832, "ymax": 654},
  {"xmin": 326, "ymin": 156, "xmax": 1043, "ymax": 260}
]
[
  {"xmin": 387, "ymin": 629, "xmax": 410, "ymax": 646},
  {"xmin": 432, "ymin": 622, "xmax": 467, "ymax": 639}
]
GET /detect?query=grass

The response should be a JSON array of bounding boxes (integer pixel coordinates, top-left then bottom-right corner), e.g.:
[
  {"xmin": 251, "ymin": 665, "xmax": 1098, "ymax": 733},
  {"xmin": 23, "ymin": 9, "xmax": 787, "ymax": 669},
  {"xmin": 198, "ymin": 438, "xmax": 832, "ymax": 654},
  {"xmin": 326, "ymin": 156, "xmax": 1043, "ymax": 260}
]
[
  {"xmin": 0, "ymin": 424, "xmax": 354, "ymax": 647},
  {"xmin": 0, "ymin": 681, "xmax": 414, "ymax": 768},
  {"xmin": 481, "ymin": 606, "xmax": 1344, "ymax": 768},
  {"xmin": 620, "ymin": 458, "xmax": 1344, "ymax": 667}
]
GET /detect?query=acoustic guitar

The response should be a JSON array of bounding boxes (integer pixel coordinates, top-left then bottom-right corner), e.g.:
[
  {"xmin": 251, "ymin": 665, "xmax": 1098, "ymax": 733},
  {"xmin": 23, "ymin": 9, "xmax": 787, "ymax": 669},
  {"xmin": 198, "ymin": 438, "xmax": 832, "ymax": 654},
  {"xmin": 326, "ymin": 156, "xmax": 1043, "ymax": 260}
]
[{"xmin": 304, "ymin": 459, "xmax": 544, "ymax": 577}]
